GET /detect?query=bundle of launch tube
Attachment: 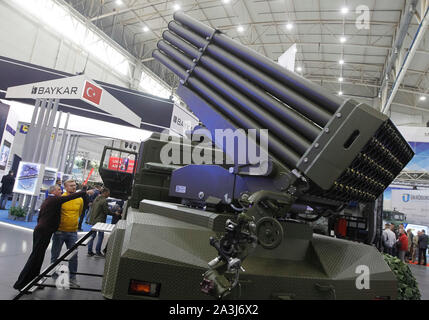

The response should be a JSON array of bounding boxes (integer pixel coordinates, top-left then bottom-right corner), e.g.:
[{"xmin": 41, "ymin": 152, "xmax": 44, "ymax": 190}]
[{"xmin": 153, "ymin": 12, "xmax": 414, "ymax": 204}]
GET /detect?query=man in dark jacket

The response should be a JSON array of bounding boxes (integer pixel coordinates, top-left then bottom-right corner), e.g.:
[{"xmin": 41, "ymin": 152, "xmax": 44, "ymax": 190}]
[
  {"xmin": 13, "ymin": 185, "xmax": 94, "ymax": 291},
  {"xmin": 87, "ymin": 187, "xmax": 111, "ymax": 258},
  {"xmin": 77, "ymin": 185, "xmax": 90, "ymax": 231},
  {"xmin": 0, "ymin": 170, "xmax": 15, "ymax": 209},
  {"xmin": 418, "ymin": 230, "xmax": 429, "ymax": 266}
]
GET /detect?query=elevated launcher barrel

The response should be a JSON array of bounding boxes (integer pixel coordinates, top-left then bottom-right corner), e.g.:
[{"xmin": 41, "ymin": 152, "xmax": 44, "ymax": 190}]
[{"xmin": 153, "ymin": 11, "xmax": 413, "ymax": 206}]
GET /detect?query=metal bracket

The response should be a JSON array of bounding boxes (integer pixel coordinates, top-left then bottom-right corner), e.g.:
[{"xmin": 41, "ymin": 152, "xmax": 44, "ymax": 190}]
[{"xmin": 183, "ymin": 28, "xmax": 219, "ymax": 86}]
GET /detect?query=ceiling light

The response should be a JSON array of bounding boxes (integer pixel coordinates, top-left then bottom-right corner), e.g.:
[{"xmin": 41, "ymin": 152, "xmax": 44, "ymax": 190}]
[
  {"xmin": 222, "ymin": 0, "xmax": 231, "ymax": 3},
  {"xmin": 237, "ymin": 25, "xmax": 244, "ymax": 33},
  {"xmin": 339, "ymin": 77, "xmax": 344, "ymax": 82},
  {"xmin": 173, "ymin": 4, "xmax": 181, "ymax": 11},
  {"xmin": 339, "ymin": 59, "xmax": 345, "ymax": 65},
  {"xmin": 338, "ymin": 91, "xmax": 343, "ymax": 96},
  {"xmin": 286, "ymin": 23, "xmax": 294, "ymax": 30},
  {"xmin": 296, "ymin": 67, "xmax": 302, "ymax": 72},
  {"xmin": 340, "ymin": 36, "xmax": 347, "ymax": 43},
  {"xmin": 341, "ymin": 7, "xmax": 349, "ymax": 14},
  {"xmin": 116, "ymin": 0, "xmax": 123, "ymax": 5},
  {"xmin": 420, "ymin": 96, "xmax": 427, "ymax": 101},
  {"xmin": 143, "ymin": 26, "xmax": 149, "ymax": 32}
]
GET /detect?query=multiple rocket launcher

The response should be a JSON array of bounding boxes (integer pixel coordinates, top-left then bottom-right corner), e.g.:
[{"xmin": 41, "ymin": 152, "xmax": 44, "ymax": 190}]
[{"xmin": 153, "ymin": 12, "xmax": 413, "ymax": 206}]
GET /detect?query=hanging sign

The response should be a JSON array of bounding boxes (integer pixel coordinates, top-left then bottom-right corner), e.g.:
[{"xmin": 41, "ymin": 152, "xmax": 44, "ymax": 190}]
[{"xmin": 6, "ymin": 75, "xmax": 142, "ymax": 128}]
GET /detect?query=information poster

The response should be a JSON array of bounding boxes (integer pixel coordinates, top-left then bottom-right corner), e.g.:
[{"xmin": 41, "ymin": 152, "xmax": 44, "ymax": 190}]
[
  {"xmin": 13, "ymin": 162, "xmax": 44, "ymax": 196},
  {"xmin": 384, "ymin": 127, "xmax": 429, "ymax": 226},
  {"xmin": 42, "ymin": 167, "xmax": 58, "ymax": 190},
  {"xmin": 392, "ymin": 189, "xmax": 429, "ymax": 226},
  {"xmin": 108, "ymin": 157, "xmax": 135, "ymax": 174},
  {"xmin": 0, "ymin": 140, "xmax": 11, "ymax": 171}
]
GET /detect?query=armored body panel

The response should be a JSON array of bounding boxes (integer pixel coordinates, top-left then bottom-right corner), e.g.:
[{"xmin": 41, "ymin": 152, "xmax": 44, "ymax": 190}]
[{"xmin": 102, "ymin": 205, "xmax": 397, "ymax": 300}]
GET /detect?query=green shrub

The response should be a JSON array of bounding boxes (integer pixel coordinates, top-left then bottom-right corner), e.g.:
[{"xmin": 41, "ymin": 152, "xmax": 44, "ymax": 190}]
[
  {"xmin": 9, "ymin": 206, "xmax": 27, "ymax": 218},
  {"xmin": 383, "ymin": 254, "xmax": 421, "ymax": 300}
]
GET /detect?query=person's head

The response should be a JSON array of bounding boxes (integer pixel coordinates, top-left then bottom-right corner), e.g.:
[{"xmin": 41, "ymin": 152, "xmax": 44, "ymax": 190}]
[
  {"xmin": 390, "ymin": 224, "xmax": 395, "ymax": 231},
  {"xmin": 100, "ymin": 187, "xmax": 110, "ymax": 198},
  {"xmin": 56, "ymin": 179, "xmax": 62, "ymax": 186},
  {"xmin": 385, "ymin": 223, "xmax": 390, "ymax": 230},
  {"xmin": 423, "ymin": 230, "xmax": 426, "ymax": 234},
  {"xmin": 64, "ymin": 179, "xmax": 77, "ymax": 194},
  {"xmin": 8, "ymin": 170, "xmax": 14, "ymax": 176},
  {"xmin": 48, "ymin": 184, "xmax": 62, "ymax": 197}
]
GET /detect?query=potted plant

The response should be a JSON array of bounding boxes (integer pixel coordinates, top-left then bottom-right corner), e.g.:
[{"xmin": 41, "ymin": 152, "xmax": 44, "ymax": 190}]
[
  {"xmin": 383, "ymin": 254, "xmax": 421, "ymax": 300},
  {"xmin": 9, "ymin": 206, "xmax": 27, "ymax": 221}
]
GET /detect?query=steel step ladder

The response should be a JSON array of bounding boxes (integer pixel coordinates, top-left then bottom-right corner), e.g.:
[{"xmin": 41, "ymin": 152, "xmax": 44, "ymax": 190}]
[{"xmin": 13, "ymin": 223, "xmax": 116, "ymax": 300}]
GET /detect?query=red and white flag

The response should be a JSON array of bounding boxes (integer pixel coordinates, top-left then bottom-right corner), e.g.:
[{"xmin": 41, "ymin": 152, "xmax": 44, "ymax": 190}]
[{"xmin": 82, "ymin": 81, "xmax": 103, "ymax": 105}]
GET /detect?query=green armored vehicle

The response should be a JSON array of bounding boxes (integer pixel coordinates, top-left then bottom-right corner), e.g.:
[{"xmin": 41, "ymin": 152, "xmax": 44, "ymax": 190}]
[{"xmin": 99, "ymin": 12, "xmax": 414, "ymax": 300}]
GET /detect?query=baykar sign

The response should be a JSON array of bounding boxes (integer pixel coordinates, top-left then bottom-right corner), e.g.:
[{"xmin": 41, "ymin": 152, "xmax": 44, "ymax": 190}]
[
  {"xmin": 31, "ymin": 86, "xmax": 78, "ymax": 95},
  {"xmin": 6, "ymin": 75, "xmax": 141, "ymax": 128}
]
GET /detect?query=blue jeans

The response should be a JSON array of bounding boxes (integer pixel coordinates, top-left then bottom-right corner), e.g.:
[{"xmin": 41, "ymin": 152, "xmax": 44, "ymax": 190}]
[
  {"xmin": 87, "ymin": 231, "xmax": 104, "ymax": 254},
  {"xmin": 50, "ymin": 231, "xmax": 78, "ymax": 280},
  {"xmin": 0, "ymin": 193, "xmax": 10, "ymax": 209}
]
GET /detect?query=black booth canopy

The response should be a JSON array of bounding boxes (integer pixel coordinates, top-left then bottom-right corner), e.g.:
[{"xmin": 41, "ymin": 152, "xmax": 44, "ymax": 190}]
[{"xmin": 0, "ymin": 56, "xmax": 174, "ymax": 132}]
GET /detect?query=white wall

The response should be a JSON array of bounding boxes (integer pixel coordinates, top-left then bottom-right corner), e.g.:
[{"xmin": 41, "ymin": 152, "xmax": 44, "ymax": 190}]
[
  {"xmin": 397, "ymin": 126, "xmax": 429, "ymax": 142},
  {"xmin": 0, "ymin": 1, "xmax": 155, "ymax": 166},
  {"xmin": 0, "ymin": 1, "xmax": 132, "ymax": 88},
  {"xmin": 391, "ymin": 111, "xmax": 424, "ymax": 127}
]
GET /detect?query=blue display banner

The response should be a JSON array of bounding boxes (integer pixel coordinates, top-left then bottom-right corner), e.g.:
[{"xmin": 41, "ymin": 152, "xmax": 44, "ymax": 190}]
[{"xmin": 6, "ymin": 124, "xmax": 15, "ymax": 136}]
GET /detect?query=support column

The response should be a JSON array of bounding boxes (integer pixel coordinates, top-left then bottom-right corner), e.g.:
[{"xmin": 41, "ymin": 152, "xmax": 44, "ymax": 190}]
[
  {"xmin": 39, "ymin": 99, "xmax": 59, "ymax": 164},
  {"xmin": 60, "ymin": 134, "xmax": 72, "ymax": 173},
  {"xmin": 68, "ymin": 136, "xmax": 80, "ymax": 174},
  {"xmin": 64, "ymin": 135, "xmax": 76, "ymax": 174},
  {"xmin": 47, "ymin": 110, "xmax": 63, "ymax": 167},
  {"xmin": 33, "ymin": 99, "xmax": 53, "ymax": 162},
  {"xmin": 29, "ymin": 99, "xmax": 48, "ymax": 162},
  {"xmin": 28, "ymin": 99, "xmax": 59, "ymax": 221},
  {"xmin": 57, "ymin": 113, "xmax": 70, "ymax": 170}
]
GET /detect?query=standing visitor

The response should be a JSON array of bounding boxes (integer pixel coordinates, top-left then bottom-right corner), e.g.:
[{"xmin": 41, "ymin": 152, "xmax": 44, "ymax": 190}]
[
  {"xmin": 0, "ymin": 171, "xmax": 15, "ymax": 209},
  {"xmin": 50, "ymin": 180, "xmax": 83, "ymax": 287}
]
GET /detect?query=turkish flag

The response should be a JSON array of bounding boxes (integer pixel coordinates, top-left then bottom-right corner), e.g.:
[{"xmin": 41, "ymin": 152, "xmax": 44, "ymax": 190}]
[{"xmin": 82, "ymin": 81, "xmax": 103, "ymax": 105}]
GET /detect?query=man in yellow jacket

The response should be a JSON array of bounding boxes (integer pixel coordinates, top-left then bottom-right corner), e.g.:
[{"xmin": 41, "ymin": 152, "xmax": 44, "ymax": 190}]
[{"xmin": 50, "ymin": 179, "xmax": 83, "ymax": 287}]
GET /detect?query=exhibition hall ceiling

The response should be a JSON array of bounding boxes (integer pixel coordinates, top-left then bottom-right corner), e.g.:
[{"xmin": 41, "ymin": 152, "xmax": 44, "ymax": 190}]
[{"xmin": 62, "ymin": 0, "xmax": 429, "ymax": 115}]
